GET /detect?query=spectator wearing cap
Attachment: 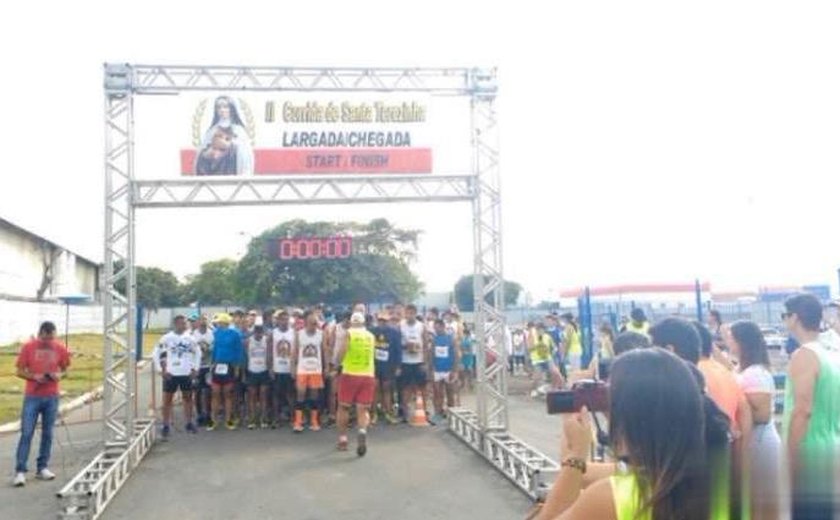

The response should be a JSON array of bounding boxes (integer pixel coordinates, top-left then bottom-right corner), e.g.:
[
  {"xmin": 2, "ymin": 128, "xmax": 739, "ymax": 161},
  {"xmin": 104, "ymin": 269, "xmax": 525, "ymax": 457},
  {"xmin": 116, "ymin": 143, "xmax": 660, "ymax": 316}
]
[{"xmin": 187, "ymin": 313, "xmax": 199, "ymax": 334}]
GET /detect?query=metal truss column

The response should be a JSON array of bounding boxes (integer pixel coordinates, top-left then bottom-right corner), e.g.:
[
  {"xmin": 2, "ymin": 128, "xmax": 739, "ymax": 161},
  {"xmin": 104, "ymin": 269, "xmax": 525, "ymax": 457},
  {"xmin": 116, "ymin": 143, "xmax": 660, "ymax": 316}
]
[
  {"xmin": 102, "ymin": 64, "xmax": 137, "ymax": 445},
  {"xmin": 470, "ymin": 69, "xmax": 508, "ymax": 432}
]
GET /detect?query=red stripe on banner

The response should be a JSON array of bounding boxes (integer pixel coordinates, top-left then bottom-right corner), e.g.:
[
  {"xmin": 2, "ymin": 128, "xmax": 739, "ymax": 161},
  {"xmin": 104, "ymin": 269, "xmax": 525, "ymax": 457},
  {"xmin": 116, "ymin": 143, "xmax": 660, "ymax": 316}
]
[
  {"xmin": 181, "ymin": 150, "xmax": 195, "ymax": 175},
  {"xmin": 180, "ymin": 148, "xmax": 432, "ymax": 175}
]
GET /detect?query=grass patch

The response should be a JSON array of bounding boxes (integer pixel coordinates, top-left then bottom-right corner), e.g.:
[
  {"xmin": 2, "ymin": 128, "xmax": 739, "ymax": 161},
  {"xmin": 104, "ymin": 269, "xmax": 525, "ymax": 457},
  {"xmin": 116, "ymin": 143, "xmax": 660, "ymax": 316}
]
[{"xmin": 0, "ymin": 332, "xmax": 162, "ymax": 424}]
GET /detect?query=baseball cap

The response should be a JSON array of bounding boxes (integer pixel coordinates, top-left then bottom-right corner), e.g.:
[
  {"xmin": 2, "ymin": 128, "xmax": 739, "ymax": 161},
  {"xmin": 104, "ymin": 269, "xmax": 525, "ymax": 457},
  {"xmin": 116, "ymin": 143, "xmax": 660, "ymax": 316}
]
[
  {"xmin": 188, "ymin": 312, "xmax": 199, "ymax": 321},
  {"xmin": 214, "ymin": 312, "xmax": 232, "ymax": 324},
  {"xmin": 350, "ymin": 312, "xmax": 366, "ymax": 325}
]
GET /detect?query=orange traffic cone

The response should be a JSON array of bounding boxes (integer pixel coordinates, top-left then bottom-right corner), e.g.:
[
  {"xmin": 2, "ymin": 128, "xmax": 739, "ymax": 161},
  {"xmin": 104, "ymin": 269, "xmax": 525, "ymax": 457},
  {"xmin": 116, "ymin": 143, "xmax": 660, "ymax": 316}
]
[{"xmin": 410, "ymin": 391, "xmax": 430, "ymax": 427}]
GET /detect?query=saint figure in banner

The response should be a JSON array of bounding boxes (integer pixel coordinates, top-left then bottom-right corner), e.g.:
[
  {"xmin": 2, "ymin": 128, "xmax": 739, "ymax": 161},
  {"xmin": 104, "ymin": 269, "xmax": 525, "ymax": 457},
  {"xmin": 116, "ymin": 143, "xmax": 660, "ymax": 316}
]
[{"xmin": 194, "ymin": 96, "xmax": 254, "ymax": 176}]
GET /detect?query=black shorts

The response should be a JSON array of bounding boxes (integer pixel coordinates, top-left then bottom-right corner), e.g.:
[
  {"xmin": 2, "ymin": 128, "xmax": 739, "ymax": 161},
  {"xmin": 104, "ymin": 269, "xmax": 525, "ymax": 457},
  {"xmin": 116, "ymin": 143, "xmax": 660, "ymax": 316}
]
[
  {"xmin": 273, "ymin": 373, "xmax": 294, "ymax": 391},
  {"xmin": 196, "ymin": 367, "xmax": 211, "ymax": 389},
  {"xmin": 399, "ymin": 364, "xmax": 427, "ymax": 387},
  {"xmin": 246, "ymin": 371, "xmax": 271, "ymax": 387},
  {"xmin": 375, "ymin": 362, "xmax": 396, "ymax": 382},
  {"xmin": 163, "ymin": 375, "xmax": 194, "ymax": 394}
]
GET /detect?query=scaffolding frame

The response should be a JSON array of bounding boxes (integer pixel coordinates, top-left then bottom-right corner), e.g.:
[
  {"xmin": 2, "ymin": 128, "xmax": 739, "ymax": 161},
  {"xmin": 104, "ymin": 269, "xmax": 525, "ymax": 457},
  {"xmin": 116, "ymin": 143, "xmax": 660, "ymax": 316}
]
[{"xmin": 58, "ymin": 64, "xmax": 554, "ymax": 519}]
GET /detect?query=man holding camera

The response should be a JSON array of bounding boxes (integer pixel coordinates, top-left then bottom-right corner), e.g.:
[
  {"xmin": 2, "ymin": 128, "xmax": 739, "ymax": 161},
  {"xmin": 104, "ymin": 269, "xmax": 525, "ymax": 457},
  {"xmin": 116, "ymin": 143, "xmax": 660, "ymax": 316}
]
[{"xmin": 13, "ymin": 321, "xmax": 70, "ymax": 487}]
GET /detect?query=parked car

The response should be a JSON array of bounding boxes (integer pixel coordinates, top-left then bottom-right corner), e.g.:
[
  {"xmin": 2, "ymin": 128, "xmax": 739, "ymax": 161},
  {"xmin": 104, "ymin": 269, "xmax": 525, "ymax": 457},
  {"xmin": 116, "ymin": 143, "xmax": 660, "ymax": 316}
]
[{"xmin": 761, "ymin": 326, "xmax": 786, "ymax": 350}]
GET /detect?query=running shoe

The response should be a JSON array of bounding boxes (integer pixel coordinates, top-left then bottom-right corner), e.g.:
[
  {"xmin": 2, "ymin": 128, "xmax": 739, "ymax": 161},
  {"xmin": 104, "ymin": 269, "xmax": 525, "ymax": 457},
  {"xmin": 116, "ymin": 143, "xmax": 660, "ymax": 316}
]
[
  {"xmin": 206, "ymin": 419, "xmax": 216, "ymax": 432},
  {"xmin": 186, "ymin": 422, "xmax": 198, "ymax": 434},
  {"xmin": 293, "ymin": 423, "xmax": 304, "ymax": 433},
  {"xmin": 226, "ymin": 420, "xmax": 237, "ymax": 430},
  {"xmin": 261, "ymin": 421, "xmax": 270, "ymax": 430},
  {"xmin": 161, "ymin": 424, "xmax": 171, "ymax": 440},
  {"xmin": 247, "ymin": 421, "xmax": 256, "ymax": 430},
  {"xmin": 357, "ymin": 431, "xmax": 367, "ymax": 457},
  {"xmin": 337, "ymin": 436, "xmax": 349, "ymax": 451},
  {"xmin": 384, "ymin": 413, "xmax": 399, "ymax": 425}
]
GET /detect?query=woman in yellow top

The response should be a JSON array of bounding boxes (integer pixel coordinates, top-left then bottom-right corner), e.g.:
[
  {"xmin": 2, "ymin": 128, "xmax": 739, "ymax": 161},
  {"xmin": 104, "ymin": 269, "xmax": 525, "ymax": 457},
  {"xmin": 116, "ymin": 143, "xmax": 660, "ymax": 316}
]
[
  {"xmin": 535, "ymin": 348, "xmax": 730, "ymax": 520},
  {"xmin": 561, "ymin": 313, "xmax": 582, "ymax": 371}
]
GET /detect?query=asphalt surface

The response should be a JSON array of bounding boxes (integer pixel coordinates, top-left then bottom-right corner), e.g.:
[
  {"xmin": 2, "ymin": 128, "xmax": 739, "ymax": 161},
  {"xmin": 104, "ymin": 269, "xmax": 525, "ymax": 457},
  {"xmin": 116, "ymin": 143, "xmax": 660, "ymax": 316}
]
[{"xmin": 0, "ymin": 369, "xmax": 555, "ymax": 520}]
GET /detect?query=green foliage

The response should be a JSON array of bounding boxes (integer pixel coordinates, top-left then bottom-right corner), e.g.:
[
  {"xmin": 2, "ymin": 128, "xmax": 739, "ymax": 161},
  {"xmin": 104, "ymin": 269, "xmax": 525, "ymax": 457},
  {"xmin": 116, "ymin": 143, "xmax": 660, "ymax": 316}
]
[
  {"xmin": 113, "ymin": 219, "xmax": 423, "ymax": 309},
  {"xmin": 453, "ymin": 274, "xmax": 522, "ymax": 312},
  {"xmin": 183, "ymin": 259, "xmax": 238, "ymax": 305},
  {"xmin": 235, "ymin": 219, "xmax": 422, "ymax": 306},
  {"xmin": 115, "ymin": 262, "xmax": 183, "ymax": 311}
]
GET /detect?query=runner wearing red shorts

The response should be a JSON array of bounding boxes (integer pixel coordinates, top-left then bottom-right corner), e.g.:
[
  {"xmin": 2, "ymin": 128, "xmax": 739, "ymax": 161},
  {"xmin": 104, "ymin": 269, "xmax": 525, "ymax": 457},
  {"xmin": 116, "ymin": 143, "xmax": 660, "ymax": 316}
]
[{"xmin": 336, "ymin": 312, "xmax": 376, "ymax": 456}]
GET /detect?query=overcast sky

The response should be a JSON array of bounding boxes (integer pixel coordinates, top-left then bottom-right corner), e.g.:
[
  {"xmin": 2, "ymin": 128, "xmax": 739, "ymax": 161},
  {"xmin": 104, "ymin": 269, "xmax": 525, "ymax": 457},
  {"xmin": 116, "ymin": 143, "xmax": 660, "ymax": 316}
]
[{"xmin": 2, "ymin": 1, "xmax": 839, "ymax": 301}]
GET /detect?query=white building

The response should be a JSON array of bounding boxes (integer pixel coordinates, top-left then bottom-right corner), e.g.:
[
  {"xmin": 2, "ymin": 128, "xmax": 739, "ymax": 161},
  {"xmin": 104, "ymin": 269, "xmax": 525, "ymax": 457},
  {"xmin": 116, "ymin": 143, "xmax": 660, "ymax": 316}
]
[{"xmin": 0, "ymin": 216, "xmax": 100, "ymax": 302}]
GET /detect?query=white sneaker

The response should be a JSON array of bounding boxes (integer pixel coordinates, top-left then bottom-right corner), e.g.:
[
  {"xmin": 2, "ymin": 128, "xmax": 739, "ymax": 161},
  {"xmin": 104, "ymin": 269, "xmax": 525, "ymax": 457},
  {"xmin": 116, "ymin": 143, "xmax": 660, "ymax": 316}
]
[
  {"xmin": 36, "ymin": 469, "xmax": 56, "ymax": 481},
  {"xmin": 12, "ymin": 473, "xmax": 25, "ymax": 487}
]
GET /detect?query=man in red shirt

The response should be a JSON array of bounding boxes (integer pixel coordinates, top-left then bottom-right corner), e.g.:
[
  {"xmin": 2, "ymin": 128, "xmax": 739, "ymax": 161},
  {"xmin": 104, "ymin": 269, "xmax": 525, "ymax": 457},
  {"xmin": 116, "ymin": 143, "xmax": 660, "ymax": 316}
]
[{"xmin": 13, "ymin": 321, "xmax": 70, "ymax": 487}]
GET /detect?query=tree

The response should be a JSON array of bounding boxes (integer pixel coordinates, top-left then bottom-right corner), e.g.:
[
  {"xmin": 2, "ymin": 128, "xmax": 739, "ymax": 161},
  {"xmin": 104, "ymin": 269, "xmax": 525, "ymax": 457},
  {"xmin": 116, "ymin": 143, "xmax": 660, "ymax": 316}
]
[
  {"xmin": 453, "ymin": 275, "xmax": 522, "ymax": 312},
  {"xmin": 235, "ymin": 219, "xmax": 422, "ymax": 306},
  {"xmin": 183, "ymin": 259, "xmax": 238, "ymax": 305},
  {"xmin": 115, "ymin": 263, "xmax": 184, "ymax": 328}
]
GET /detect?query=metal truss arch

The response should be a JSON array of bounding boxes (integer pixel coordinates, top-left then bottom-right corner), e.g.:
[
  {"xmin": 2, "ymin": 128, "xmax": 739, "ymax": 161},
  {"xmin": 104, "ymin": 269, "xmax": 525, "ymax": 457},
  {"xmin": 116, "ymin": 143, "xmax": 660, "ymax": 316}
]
[{"xmin": 59, "ymin": 64, "xmax": 553, "ymax": 519}]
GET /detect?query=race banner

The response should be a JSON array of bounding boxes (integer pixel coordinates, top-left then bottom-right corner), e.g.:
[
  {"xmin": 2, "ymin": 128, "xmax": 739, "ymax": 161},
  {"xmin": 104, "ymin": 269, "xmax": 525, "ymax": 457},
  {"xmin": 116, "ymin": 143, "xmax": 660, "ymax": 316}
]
[{"xmin": 180, "ymin": 95, "xmax": 432, "ymax": 176}]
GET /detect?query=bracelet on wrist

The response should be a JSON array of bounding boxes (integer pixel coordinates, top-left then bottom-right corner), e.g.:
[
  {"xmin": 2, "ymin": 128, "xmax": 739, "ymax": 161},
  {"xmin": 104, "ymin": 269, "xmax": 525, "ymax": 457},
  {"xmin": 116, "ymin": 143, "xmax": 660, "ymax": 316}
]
[{"xmin": 561, "ymin": 457, "xmax": 587, "ymax": 474}]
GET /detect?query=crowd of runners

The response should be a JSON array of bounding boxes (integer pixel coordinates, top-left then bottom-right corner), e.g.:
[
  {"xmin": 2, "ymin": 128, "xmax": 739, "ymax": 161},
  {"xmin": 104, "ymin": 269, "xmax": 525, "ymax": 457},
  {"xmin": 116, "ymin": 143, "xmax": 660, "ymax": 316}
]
[
  {"xmin": 150, "ymin": 294, "xmax": 840, "ymax": 518},
  {"xmin": 152, "ymin": 303, "xmax": 473, "ymax": 457}
]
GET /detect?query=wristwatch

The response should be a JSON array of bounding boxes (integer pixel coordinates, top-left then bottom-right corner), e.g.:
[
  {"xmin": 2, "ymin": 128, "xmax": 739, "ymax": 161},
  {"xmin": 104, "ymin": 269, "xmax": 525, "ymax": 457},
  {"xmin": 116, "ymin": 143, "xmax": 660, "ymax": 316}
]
[{"xmin": 561, "ymin": 457, "xmax": 587, "ymax": 474}]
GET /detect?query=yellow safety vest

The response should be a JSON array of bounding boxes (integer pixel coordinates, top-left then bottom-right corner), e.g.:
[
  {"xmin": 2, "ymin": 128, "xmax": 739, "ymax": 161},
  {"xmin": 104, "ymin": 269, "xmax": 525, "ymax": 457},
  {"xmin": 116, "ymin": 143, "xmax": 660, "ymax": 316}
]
[
  {"xmin": 626, "ymin": 321, "xmax": 650, "ymax": 337},
  {"xmin": 342, "ymin": 328, "xmax": 375, "ymax": 377}
]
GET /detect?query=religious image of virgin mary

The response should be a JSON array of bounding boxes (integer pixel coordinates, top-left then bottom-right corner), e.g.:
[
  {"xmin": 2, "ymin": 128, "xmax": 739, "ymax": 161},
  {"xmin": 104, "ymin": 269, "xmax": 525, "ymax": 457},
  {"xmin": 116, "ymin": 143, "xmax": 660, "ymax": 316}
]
[{"xmin": 194, "ymin": 96, "xmax": 254, "ymax": 176}]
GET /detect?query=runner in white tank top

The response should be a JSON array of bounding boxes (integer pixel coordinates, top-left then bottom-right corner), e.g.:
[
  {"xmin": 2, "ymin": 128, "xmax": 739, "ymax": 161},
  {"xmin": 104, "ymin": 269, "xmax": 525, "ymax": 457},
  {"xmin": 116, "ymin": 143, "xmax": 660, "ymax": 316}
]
[
  {"xmin": 291, "ymin": 313, "xmax": 326, "ymax": 432},
  {"xmin": 269, "ymin": 310, "xmax": 295, "ymax": 428},
  {"xmin": 326, "ymin": 314, "xmax": 351, "ymax": 427},
  {"xmin": 245, "ymin": 326, "xmax": 271, "ymax": 429}
]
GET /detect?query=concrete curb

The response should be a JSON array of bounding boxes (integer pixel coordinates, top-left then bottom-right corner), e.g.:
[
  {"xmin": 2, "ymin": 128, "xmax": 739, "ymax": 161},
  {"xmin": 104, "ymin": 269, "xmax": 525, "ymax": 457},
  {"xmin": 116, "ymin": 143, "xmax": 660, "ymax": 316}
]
[{"xmin": 0, "ymin": 360, "xmax": 150, "ymax": 434}]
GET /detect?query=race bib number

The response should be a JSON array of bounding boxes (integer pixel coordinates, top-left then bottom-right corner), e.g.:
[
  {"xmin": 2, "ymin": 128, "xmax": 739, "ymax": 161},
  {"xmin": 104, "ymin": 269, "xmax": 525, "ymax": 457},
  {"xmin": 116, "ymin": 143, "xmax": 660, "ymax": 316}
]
[
  {"xmin": 251, "ymin": 358, "xmax": 267, "ymax": 371},
  {"xmin": 375, "ymin": 349, "xmax": 389, "ymax": 362},
  {"xmin": 300, "ymin": 359, "xmax": 321, "ymax": 373},
  {"xmin": 435, "ymin": 346, "xmax": 449, "ymax": 359},
  {"xmin": 214, "ymin": 364, "xmax": 229, "ymax": 376}
]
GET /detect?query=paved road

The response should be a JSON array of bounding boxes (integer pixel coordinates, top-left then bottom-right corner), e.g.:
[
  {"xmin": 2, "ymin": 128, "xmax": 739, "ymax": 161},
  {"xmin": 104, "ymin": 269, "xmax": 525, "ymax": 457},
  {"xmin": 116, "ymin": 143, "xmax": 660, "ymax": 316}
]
[
  {"xmin": 104, "ymin": 422, "xmax": 530, "ymax": 520},
  {"xmin": 0, "ymin": 369, "xmax": 555, "ymax": 519}
]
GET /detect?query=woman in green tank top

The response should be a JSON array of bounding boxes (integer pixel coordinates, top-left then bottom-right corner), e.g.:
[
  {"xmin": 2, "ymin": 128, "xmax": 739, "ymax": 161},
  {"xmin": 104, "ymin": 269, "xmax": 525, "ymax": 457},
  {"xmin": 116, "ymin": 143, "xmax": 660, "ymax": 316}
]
[{"xmin": 536, "ymin": 348, "xmax": 730, "ymax": 520}]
